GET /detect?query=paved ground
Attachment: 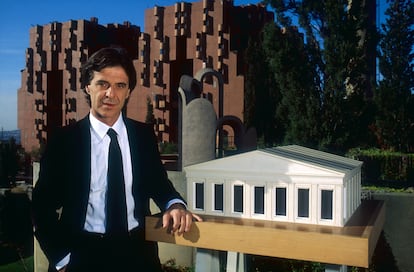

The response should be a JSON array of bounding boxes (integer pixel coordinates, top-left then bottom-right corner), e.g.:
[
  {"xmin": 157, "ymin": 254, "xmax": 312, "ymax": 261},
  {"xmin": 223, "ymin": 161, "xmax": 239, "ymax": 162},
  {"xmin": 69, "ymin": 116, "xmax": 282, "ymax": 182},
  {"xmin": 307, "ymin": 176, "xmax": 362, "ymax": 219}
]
[{"xmin": 372, "ymin": 193, "xmax": 414, "ymax": 272}]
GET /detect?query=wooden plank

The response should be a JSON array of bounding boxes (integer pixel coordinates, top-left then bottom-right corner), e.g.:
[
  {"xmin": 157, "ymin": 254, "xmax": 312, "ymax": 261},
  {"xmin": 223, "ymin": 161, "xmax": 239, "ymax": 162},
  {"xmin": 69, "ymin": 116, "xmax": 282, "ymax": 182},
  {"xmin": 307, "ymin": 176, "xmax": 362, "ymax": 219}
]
[{"xmin": 146, "ymin": 200, "xmax": 385, "ymax": 268}]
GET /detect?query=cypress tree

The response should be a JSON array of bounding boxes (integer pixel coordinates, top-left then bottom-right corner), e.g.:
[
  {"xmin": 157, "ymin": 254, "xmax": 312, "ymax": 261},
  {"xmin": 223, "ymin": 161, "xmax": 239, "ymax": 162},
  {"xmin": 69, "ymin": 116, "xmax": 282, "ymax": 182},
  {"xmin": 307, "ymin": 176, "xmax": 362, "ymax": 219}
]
[
  {"xmin": 244, "ymin": 29, "xmax": 280, "ymax": 147},
  {"xmin": 375, "ymin": 0, "xmax": 414, "ymax": 152},
  {"xmin": 262, "ymin": 0, "xmax": 377, "ymax": 152}
]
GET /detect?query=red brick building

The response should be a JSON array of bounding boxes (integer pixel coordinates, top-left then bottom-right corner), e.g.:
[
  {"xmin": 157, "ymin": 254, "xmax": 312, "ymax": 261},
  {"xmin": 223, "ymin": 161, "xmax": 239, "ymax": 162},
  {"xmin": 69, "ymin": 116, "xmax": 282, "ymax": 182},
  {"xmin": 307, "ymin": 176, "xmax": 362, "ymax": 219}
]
[{"xmin": 18, "ymin": 0, "xmax": 273, "ymax": 152}]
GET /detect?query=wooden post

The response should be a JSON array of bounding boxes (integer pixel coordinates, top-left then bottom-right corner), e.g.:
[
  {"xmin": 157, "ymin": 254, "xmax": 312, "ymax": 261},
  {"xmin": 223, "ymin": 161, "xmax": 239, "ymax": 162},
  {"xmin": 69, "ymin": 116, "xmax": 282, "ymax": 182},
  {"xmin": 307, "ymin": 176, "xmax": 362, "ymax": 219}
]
[
  {"xmin": 195, "ymin": 249, "xmax": 220, "ymax": 272},
  {"xmin": 226, "ymin": 252, "xmax": 246, "ymax": 272}
]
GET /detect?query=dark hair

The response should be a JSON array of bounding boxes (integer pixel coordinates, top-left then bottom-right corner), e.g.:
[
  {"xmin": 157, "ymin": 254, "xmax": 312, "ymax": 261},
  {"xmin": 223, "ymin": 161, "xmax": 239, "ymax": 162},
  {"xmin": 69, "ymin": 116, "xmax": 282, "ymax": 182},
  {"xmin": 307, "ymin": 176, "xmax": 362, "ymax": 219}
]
[{"xmin": 81, "ymin": 47, "xmax": 137, "ymax": 105}]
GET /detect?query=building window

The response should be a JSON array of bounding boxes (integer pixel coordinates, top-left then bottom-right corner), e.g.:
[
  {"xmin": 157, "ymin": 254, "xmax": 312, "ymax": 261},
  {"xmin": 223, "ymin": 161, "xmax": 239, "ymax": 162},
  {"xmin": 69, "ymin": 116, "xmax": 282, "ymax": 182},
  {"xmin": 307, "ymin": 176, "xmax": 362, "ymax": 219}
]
[
  {"xmin": 66, "ymin": 98, "xmax": 77, "ymax": 113},
  {"xmin": 321, "ymin": 190, "xmax": 333, "ymax": 220},
  {"xmin": 254, "ymin": 186, "xmax": 265, "ymax": 214},
  {"xmin": 298, "ymin": 188, "xmax": 309, "ymax": 218},
  {"xmin": 214, "ymin": 184, "xmax": 224, "ymax": 211},
  {"xmin": 195, "ymin": 182, "xmax": 204, "ymax": 210},
  {"xmin": 35, "ymin": 99, "xmax": 44, "ymax": 112},
  {"xmin": 233, "ymin": 185, "xmax": 243, "ymax": 213},
  {"xmin": 275, "ymin": 187, "xmax": 287, "ymax": 216}
]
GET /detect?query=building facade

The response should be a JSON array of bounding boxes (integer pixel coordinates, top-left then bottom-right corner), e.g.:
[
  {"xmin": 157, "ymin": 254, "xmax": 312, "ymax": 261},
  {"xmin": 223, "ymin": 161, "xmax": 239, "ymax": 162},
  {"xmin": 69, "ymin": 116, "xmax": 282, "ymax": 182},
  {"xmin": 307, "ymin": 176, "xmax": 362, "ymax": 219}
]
[
  {"xmin": 18, "ymin": 18, "xmax": 140, "ymax": 151},
  {"xmin": 17, "ymin": 0, "xmax": 273, "ymax": 152}
]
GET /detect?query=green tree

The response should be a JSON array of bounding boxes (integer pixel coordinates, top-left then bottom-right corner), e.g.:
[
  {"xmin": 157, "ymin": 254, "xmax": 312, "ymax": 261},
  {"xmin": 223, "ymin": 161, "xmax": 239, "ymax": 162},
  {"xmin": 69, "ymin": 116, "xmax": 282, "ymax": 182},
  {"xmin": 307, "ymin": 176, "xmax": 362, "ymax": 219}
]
[
  {"xmin": 262, "ymin": 23, "xmax": 321, "ymax": 147},
  {"xmin": 0, "ymin": 138, "xmax": 19, "ymax": 187},
  {"xmin": 244, "ymin": 31, "xmax": 280, "ymax": 146},
  {"xmin": 244, "ymin": 22, "xmax": 322, "ymax": 148},
  {"xmin": 319, "ymin": 0, "xmax": 370, "ymax": 151},
  {"xmin": 262, "ymin": 0, "xmax": 377, "ymax": 152},
  {"xmin": 375, "ymin": 0, "xmax": 414, "ymax": 152}
]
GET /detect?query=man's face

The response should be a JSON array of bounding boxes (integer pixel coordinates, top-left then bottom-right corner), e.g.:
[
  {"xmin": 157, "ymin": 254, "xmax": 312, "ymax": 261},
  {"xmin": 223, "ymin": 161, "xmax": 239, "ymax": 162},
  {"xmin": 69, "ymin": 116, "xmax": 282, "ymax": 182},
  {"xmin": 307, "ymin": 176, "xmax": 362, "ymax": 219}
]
[{"xmin": 86, "ymin": 66, "xmax": 130, "ymax": 126}]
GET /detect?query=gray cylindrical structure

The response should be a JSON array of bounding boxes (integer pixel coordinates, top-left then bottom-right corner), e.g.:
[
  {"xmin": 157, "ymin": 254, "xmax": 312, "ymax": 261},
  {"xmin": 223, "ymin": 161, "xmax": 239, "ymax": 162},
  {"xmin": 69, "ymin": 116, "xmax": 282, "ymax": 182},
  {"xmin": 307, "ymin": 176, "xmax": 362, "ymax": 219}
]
[{"xmin": 179, "ymin": 89, "xmax": 217, "ymax": 167}]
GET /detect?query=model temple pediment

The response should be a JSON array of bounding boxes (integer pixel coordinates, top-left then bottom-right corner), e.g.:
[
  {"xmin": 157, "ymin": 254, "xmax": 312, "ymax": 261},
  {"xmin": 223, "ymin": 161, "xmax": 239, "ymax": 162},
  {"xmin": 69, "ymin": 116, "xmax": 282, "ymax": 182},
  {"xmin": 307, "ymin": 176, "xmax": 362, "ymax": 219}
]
[{"xmin": 185, "ymin": 145, "xmax": 362, "ymax": 182}]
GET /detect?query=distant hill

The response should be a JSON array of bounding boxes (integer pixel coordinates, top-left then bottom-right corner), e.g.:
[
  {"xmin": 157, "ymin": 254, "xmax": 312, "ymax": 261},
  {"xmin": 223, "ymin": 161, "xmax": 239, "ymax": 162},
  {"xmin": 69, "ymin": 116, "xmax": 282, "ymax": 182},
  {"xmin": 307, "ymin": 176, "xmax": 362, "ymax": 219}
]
[{"xmin": 0, "ymin": 130, "xmax": 21, "ymax": 144}]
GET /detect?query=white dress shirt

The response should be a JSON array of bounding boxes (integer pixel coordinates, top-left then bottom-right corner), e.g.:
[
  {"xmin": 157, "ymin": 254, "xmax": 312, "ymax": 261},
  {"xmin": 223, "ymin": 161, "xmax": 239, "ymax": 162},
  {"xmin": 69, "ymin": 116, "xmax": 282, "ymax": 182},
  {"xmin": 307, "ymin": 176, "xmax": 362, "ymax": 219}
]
[{"xmin": 85, "ymin": 112, "xmax": 139, "ymax": 233}]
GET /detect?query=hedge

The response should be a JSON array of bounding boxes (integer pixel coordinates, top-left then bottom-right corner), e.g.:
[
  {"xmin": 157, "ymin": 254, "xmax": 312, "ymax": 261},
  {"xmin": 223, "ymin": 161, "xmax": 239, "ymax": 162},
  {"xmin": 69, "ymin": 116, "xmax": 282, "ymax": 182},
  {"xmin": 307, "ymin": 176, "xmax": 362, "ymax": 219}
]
[{"xmin": 346, "ymin": 148, "xmax": 414, "ymax": 183}]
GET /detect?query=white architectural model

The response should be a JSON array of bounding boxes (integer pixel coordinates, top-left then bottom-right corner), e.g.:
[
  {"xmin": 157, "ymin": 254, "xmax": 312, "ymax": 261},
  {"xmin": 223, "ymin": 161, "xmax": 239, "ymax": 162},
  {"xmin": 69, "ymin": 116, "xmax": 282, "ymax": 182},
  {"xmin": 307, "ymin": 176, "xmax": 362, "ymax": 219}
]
[{"xmin": 185, "ymin": 145, "xmax": 362, "ymax": 227}]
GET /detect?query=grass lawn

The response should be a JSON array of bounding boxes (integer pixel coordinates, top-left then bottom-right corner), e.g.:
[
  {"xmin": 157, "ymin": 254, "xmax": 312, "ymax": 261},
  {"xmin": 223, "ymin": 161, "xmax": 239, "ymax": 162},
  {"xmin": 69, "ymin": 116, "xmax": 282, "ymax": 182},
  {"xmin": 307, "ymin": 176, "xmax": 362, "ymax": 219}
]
[{"xmin": 0, "ymin": 256, "xmax": 33, "ymax": 272}]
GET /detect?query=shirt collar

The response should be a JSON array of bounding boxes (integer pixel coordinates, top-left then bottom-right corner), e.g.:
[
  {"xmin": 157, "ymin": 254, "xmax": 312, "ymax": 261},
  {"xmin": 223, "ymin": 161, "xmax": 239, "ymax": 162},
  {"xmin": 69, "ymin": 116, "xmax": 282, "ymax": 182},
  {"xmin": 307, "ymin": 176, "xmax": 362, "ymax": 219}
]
[{"xmin": 89, "ymin": 112, "xmax": 126, "ymax": 140}]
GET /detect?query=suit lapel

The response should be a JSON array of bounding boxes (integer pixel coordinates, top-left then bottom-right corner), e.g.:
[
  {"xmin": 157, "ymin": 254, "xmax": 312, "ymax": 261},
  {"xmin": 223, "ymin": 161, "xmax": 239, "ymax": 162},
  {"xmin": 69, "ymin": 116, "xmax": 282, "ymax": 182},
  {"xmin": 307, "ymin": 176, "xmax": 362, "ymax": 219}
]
[{"xmin": 76, "ymin": 116, "xmax": 92, "ymax": 228}]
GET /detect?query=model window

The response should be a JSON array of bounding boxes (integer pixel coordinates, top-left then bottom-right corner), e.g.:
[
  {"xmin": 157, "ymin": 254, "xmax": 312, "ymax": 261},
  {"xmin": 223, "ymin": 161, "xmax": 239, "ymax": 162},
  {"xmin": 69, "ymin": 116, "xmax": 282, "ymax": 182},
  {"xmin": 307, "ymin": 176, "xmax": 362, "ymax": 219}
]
[
  {"xmin": 254, "ymin": 186, "xmax": 265, "ymax": 214},
  {"xmin": 214, "ymin": 184, "xmax": 224, "ymax": 211},
  {"xmin": 233, "ymin": 185, "xmax": 243, "ymax": 213},
  {"xmin": 298, "ymin": 188, "xmax": 309, "ymax": 218},
  {"xmin": 321, "ymin": 190, "xmax": 333, "ymax": 220},
  {"xmin": 275, "ymin": 187, "xmax": 287, "ymax": 216},
  {"xmin": 195, "ymin": 183, "xmax": 204, "ymax": 209}
]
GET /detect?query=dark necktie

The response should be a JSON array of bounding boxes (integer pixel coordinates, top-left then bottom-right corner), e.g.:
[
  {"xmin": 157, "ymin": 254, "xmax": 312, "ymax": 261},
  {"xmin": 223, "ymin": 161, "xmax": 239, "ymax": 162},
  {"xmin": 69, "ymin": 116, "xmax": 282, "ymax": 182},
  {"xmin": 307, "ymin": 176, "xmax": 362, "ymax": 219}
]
[{"xmin": 106, "ymin": 128, "xmax": 128, "ymax": 234}]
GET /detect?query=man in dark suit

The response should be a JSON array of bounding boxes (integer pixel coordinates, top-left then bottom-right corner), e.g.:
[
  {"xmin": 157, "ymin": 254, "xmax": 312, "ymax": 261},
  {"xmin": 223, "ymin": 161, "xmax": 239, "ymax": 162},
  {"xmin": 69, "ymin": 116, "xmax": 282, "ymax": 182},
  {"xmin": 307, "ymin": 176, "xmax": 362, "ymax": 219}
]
[{"xmin": 32, "ymin": 47, "xmax": 201, "ymax": 272}]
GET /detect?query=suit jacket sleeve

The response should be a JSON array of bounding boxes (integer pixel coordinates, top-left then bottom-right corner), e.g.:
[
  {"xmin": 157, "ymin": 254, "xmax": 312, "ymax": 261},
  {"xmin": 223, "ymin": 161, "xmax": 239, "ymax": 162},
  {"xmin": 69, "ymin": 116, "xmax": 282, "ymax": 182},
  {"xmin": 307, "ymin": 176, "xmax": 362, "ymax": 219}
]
[
  {"xmin": 32, "ymin": 127, "xmax": 71, "ymax": 266},
  {"xmin": 129, "ymin": 120, "xmax": 186, "ymax": 222}
]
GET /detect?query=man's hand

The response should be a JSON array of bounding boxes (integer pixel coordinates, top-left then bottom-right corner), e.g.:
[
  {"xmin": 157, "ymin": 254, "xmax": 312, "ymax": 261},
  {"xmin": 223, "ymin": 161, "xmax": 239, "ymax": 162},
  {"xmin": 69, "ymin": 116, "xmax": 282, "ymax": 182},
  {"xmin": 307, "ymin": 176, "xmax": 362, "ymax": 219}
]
[{"xmin": 162, "ymin": 203, "xmax": 202, "ymax": 235}]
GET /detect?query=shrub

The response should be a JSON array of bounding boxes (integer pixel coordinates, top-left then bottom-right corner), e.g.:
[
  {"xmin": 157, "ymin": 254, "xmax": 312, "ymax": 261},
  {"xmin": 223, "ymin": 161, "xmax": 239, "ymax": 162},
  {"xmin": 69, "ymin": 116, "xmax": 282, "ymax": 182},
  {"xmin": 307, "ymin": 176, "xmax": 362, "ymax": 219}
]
[{"xmin": 347, "ymin": 148, "xmax": 414, "ymax": 183}]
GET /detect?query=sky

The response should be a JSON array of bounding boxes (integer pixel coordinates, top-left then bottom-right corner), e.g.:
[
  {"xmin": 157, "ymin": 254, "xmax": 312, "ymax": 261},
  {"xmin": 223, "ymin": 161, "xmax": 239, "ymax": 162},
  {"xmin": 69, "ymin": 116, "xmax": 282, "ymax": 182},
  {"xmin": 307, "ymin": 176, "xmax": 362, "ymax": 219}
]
[{"xmin": 0, "ymin": 0, "xmax": 388, "ymax": 131}]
